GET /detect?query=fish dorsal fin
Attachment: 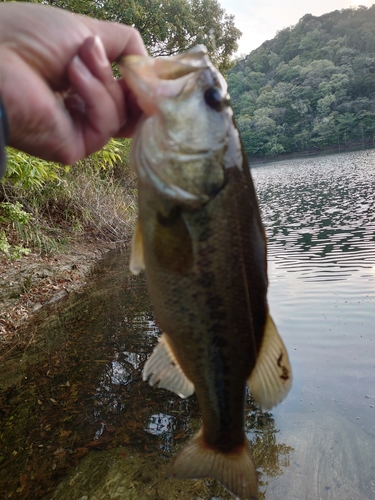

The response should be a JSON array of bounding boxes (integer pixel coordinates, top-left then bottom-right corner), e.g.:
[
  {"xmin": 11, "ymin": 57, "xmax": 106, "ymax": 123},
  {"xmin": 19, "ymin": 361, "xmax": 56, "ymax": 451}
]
[
  {"xmin": 129, "ymin": 219, "xmax": 145, "ymax": 275},
  {"xmin": 248, "ymin": 314, "xmax": 292, "ymax": 411},
  {"xmin": 143, "ymin": 333, "xmax": 195, "ymax": 399},
  {"xmin": 167, "ymin": 429, "xmax": 258, "ymax": 500}
]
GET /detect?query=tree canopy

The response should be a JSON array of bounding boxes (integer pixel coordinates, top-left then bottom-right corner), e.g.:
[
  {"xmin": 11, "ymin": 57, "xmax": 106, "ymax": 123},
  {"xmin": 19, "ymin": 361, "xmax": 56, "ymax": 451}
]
[
  {"xmin": 227, "ymin": 6, "xmax": 375, "ymax": 158},
  {"xmin": 29, "ymin": 0, "xmax": 241, "ymax": 70}
]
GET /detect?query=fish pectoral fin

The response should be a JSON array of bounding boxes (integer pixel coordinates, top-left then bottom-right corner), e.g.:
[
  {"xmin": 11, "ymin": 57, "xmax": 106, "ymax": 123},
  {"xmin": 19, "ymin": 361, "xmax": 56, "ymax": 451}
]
[
  {"xmin": 248, "ymin": 313, "xmax": 292, "ymax": 411},
  {"xmin": 129, "ymin": 219, "xmax": 145, "ymax": 275},
  {"xmin": 167, "ymin": 430, "xmax": 258, "ymax": 500},
  {"xmin": 142, "ymin": 333, "xmax": 194, "ymax": 398}
]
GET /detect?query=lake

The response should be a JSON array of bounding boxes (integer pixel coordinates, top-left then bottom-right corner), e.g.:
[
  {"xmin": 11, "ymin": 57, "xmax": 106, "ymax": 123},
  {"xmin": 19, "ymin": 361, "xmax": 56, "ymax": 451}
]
[
  {"xmin": 0, "ymin": 149, "xmax": 374, "ymax": 499},
  {"xmin": 252, "ymin": 149, "xmax": 375, "ymax": 500}
]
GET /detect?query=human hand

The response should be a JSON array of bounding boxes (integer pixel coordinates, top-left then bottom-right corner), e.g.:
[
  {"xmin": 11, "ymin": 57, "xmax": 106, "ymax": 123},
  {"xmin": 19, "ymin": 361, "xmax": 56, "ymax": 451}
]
[{"xmin": 0, "ymin": 2, "xmax": 147, "ymax": 164}]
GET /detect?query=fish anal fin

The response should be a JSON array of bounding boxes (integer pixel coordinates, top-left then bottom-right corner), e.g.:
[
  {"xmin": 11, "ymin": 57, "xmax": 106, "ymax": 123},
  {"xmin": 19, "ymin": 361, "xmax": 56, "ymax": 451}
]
[
  {"xmin": 129, "ymin": 219, "xmax": 145, "ymax": 275},
  {"xmin": 248, "ymin": 313, "xmax": 292, "ymax": 411},
  {"xmin": 167, "ymin": 430, "xmax": 258, "ymax": 500},
  {"xmin": 143, "ymin": 333, "xmax": 194, "ymax": 398}
]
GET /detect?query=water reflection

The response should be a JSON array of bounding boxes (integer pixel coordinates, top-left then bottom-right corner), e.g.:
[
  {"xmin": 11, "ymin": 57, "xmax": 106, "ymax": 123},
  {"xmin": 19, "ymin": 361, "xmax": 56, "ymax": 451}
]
[
  {"xmin": 0, "ymin": 248, "xmax": 292, "ymax": 500},
  {"xmin": 253, "ymin": 150, "xmax": 375, "ymax": 281},
  {"xmin": 252, "ymin": 150, "xmax": 375, "ymax": 499}
]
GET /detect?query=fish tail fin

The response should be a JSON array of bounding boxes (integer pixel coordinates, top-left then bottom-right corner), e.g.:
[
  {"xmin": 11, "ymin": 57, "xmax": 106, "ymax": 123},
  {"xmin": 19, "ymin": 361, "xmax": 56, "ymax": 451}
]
[{"xmin": 167, "ymin": 429, "xmax": 258, "ymax": 500}]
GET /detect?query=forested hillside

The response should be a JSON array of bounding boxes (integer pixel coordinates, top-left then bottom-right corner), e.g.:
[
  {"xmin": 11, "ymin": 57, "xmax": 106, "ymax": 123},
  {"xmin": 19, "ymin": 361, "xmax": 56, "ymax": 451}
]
[{"xmin": 227, "ymin": 5, "xmax": 375, "ymax": 158}]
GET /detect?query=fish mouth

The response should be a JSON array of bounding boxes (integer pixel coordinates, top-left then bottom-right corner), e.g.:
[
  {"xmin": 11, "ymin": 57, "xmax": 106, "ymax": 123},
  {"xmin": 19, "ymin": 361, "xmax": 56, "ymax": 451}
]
[
  {"xmin": 118, "ymin": 46, "xmax": 210, "ymax": 116},
  {"xmin": 118, "ymin": 45, "xmax": 209, "ymax": 80}
]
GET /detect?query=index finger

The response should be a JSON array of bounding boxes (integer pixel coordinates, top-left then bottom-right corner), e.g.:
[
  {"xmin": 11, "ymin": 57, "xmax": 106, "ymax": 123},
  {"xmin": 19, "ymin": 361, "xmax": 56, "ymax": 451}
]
[{"xmin": 81, "ymin": 18, "xmax": 148, "ymax": 61}]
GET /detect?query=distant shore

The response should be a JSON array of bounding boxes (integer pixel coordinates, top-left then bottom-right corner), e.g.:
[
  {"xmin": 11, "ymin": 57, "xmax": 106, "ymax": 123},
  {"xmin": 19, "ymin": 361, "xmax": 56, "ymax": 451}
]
[{"xmin": 250, "ymin": 141, "xmax": 375, "ymax": 166}]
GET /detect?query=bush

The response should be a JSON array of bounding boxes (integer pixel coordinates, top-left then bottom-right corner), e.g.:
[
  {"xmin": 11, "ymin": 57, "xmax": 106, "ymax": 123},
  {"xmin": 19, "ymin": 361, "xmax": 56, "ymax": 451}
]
[
  {"xmin": 0, "ymin": 202, "xmax": 32, "ymax": 259},
  {"xmin": 0, "ymin": 139, "xmax": 137, "ymax": 255},
  {"xmin": 5, "ymin": 148, "xmax": 61, "ymax": 188}
]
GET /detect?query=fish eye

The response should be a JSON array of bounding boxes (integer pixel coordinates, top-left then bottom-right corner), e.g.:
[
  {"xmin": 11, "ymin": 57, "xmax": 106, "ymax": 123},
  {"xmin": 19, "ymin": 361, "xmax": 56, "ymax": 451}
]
[{"xmin": 204, "ymin": 87, "xmax": 224, "ymax": 112}]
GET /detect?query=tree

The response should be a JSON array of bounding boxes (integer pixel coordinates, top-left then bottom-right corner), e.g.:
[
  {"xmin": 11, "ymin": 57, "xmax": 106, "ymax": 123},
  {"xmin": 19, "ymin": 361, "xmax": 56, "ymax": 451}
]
[
  {"xmin": 316, "ymin": 93, "xmax": 336, "ymax": 116},
  {"xmin": 35, "ymin": 0, "xmax": 241, "ymax": 70},
  {"xmin": 227, "ymin": 5, "xmax": 375, "ymax": 158}
]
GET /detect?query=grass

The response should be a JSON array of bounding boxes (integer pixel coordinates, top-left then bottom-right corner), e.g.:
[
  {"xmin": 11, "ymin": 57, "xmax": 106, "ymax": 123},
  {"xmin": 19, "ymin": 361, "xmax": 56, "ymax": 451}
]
[{"xmin": 0, "ymin": 139, "xmax": 138, "ymax": 256}]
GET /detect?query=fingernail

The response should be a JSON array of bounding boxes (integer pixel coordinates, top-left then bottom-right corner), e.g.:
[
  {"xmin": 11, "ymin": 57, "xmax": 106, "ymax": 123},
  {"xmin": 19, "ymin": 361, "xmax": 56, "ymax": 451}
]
[
  {"xmin": 92, "ymin": 35, "xmax": 110, "ymax": 67},
  {"xmin": 72, "ymin": 55, "xmax": 93, "ymax": 82}
]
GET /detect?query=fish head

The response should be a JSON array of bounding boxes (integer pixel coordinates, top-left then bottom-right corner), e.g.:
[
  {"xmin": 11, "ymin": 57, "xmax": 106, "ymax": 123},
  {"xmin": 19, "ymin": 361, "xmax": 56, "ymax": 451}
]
[{"xmin": 118, "ymin": 46, "xmax": 242, "ymax": 208}]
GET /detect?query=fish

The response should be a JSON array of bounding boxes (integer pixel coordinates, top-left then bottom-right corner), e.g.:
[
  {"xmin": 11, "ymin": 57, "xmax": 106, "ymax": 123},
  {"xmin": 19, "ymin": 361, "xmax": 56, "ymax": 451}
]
[{"xmin": 117, "ymin": 45, "xmax": 292, "ymax": 500}]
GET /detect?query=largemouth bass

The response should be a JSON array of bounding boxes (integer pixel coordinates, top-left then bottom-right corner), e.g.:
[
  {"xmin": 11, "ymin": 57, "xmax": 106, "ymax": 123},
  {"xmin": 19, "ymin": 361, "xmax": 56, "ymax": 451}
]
[{"xmin": 118, "ymin": 46, "xmax": 292, "ymax": 500}]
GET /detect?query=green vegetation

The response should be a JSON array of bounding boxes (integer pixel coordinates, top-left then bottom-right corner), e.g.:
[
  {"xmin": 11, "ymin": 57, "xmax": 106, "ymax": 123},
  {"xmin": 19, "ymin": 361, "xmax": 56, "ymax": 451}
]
[
  {"xmin": 17, "ymin": 0, "xmax": 241, "ymax": 71},
  {"xmin": 1, "ymin": 139, "xmax": 138, "ymax": 257},
  {"xmin": 227, "ymin": 6, "xmax": 375, "ymax": 158},
  {"xmin": 0, "ymin": 201, "xmax": 32, "ymax": 259}
]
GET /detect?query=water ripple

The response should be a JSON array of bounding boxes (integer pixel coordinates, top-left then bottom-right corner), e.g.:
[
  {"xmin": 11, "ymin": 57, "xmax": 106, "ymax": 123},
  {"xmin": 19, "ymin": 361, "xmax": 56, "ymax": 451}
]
[{"xmin": 252, "ymin": 150, "xmax": 375, "ymax": 282}]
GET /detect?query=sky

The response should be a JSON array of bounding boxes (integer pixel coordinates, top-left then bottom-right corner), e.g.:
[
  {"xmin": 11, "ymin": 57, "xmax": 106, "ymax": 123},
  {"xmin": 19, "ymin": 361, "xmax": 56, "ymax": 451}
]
[{"xmin": 219, "ymin": 0, "xmax": 375, "ymax": 55}]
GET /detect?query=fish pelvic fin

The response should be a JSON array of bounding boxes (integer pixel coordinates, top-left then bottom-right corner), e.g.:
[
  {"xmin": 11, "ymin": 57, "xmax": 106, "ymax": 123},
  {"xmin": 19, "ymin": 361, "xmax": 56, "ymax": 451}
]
[
  {"xmin": 129, "ymin": 219, "xmax": 145, "ymax": 275},
  {"xmin": 167, "ymin": 430, "xmax": 258, "ymax": 500},
  {"xmin": 248, "ymin": 313, "xmax": 292, "ymax": 411},
  {"xmin": 143, "ymin": 333, "xmax": 195, "ymax": 398}
]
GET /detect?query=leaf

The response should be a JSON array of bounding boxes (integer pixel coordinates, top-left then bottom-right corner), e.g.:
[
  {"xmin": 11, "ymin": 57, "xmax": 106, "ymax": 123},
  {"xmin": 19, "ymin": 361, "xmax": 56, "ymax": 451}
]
[
  {"xmin": 19, "ymin": 474, "xmax": 28, "ymax": 489},
  {"xmin": 72, "ymin": 447, "xmax": 89, "ymax": 459},
  {"xmin": 59, "ymin": 429, "xmax": 72, "ymax": 438},
  {"xmin": 173, "ymin": 429, "xmax": 186, "ymax": 440}
]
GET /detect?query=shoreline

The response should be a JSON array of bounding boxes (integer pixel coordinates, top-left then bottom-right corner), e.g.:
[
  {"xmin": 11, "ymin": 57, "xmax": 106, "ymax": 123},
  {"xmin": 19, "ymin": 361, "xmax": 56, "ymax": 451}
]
[
  {"xmin": 249, "ymin": 142, "xmax": 375, "ymax": 165},
  {"xmin": 0, "ymin": 236, "xmax": 118, "ymax": 353}
]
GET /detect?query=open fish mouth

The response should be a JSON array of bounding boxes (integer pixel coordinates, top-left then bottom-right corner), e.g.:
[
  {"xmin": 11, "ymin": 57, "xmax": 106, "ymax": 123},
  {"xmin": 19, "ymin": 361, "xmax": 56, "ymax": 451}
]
[
  {"xmin": 118, "ymin": 45, "xmax": 210, "ymax": 115},
  {"xmin": 119, "ymin": 45, "xmax": 209, "ymax": 80}
]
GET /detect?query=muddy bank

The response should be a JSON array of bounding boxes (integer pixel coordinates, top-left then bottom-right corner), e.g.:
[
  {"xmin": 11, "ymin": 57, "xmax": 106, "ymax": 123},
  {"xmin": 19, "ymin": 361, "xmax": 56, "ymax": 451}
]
[{"xmin": 0, "ymin": 237, "xmax": 117, "ymax": 352}]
